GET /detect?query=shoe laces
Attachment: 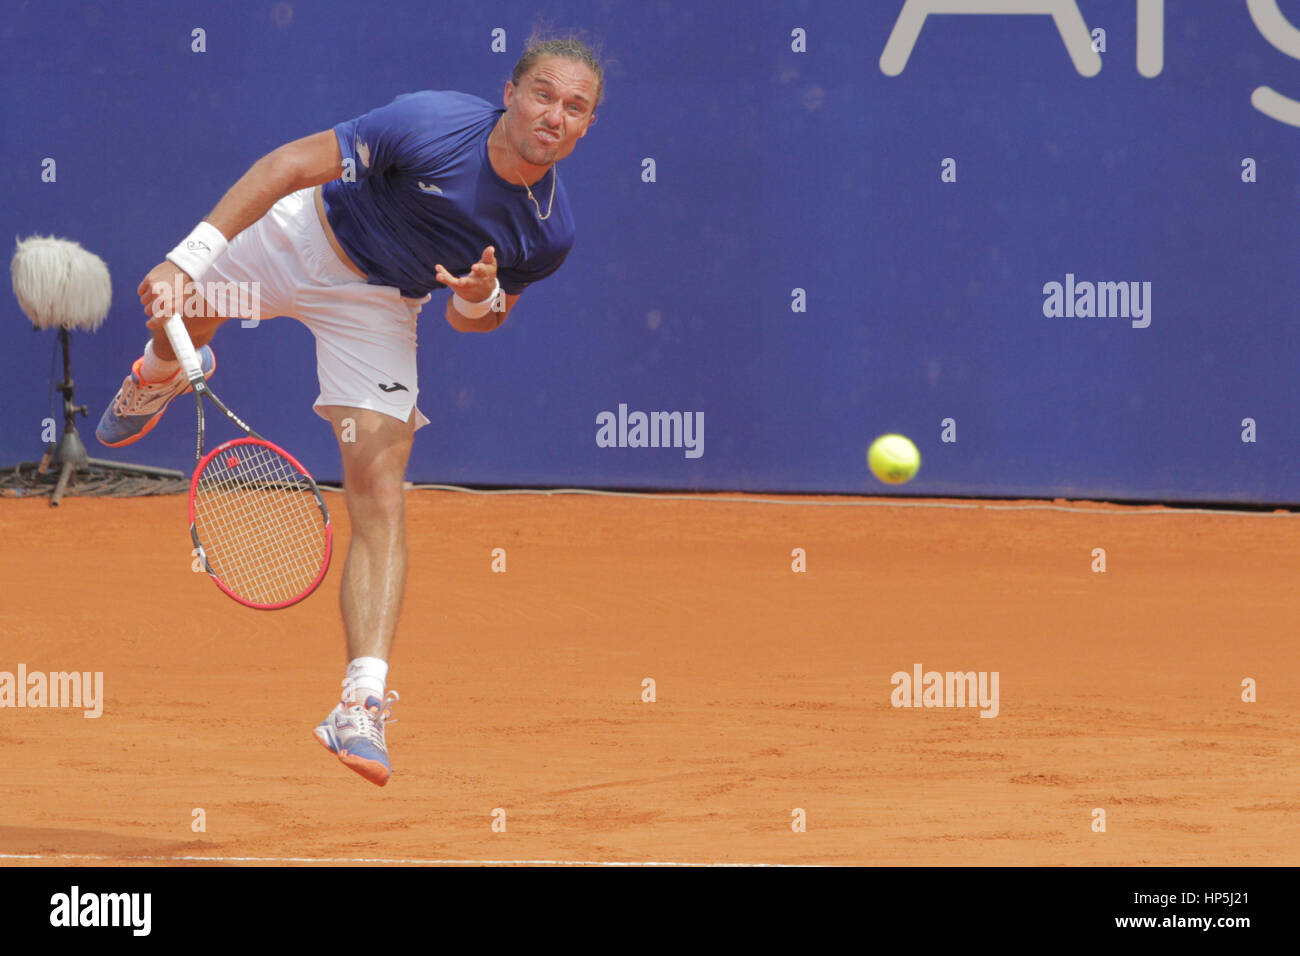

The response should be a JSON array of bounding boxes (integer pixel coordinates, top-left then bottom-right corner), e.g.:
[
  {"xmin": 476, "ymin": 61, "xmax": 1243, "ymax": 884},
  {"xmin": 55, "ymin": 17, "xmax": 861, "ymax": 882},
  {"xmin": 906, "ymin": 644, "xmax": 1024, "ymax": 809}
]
[
  {"xmin": 370, "ymin": 690, "xmax": 400, "ymax": 726},
  {"xmin": 113, "ymin": 368, "xmax": 183, "ymax": 416},
  {"xmin": 341, "ymin": 687, "xmax": 399, "ymax": 749}
]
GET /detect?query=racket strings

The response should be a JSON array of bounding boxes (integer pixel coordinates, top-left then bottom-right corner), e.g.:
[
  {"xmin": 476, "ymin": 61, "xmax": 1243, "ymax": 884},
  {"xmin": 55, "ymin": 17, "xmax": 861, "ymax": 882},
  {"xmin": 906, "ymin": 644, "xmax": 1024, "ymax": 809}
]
[{"xmin": 193, "ymin": 443, "xmax": 328, "ymax": 606}]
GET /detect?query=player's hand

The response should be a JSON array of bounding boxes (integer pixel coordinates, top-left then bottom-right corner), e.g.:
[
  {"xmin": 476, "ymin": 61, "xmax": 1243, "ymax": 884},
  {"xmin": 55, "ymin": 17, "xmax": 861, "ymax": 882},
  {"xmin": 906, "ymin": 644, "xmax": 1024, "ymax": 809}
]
[
  {"xmin": 435, "ymin": 245, "xmax": 498, "ymax": 304},
  {"xmin": 139, "ymin": 261, "xmax": 195, "ymax": 329}
]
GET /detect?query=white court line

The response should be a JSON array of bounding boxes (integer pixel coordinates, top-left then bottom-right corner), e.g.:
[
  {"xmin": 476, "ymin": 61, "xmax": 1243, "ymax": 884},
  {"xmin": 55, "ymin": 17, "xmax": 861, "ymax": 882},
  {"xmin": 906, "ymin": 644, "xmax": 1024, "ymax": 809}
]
[
  {"xmin": 381, "ymin": 483, "xmax": 1299, "ymax": 518},
  {"xmin": 0, "ymin": 852, "xmax": 799, "ymax": 867}
]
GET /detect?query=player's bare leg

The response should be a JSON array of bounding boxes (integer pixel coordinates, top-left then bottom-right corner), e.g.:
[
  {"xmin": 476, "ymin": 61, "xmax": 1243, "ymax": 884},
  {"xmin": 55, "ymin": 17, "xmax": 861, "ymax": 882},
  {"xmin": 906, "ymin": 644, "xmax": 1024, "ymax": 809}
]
[
  {"xmin": 148, "ymin": 313, "xmax": 227, "ymax": 358},
  {"xmin": 142, "ymin": 261, "xmax": 231, "ymax": 358},
  {"xmin": 324, "ymin": 404, "xmax": 416, "ymax": 663},
  {"xmin": 313, "ymin": 404, "xmax": 415, "ymax": 785}
]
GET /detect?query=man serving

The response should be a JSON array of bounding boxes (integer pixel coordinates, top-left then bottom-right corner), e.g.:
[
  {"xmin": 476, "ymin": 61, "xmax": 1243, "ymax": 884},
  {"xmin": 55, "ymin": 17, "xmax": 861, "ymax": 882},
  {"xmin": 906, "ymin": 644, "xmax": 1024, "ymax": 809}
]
[{"xmin": 97, "ymin": 35, "xmax": 604, "ymax": 786}]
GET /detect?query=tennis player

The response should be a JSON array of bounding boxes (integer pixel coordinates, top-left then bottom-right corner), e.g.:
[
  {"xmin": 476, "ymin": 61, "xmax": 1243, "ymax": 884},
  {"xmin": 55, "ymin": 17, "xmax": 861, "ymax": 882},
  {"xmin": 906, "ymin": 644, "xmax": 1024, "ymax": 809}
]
[{"xmin": 96, "ymin": 36, "xmax": 603, "ymax": 786}]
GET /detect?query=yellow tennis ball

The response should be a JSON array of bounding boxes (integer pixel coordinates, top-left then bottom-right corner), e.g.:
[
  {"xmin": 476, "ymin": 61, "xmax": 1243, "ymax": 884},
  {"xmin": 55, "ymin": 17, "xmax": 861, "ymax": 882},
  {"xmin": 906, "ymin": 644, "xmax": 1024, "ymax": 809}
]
[{"xmin": 867, "ymin": 434, "xmax": 920, "ymax": 484}]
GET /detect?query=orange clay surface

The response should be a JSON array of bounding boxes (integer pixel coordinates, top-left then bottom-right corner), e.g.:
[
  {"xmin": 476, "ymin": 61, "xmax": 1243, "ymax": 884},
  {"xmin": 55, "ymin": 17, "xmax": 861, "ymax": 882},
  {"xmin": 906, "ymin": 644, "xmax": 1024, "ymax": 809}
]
[{"xmin": 1, "ymin": 490, "xmax": 1298, "ymax": 866}]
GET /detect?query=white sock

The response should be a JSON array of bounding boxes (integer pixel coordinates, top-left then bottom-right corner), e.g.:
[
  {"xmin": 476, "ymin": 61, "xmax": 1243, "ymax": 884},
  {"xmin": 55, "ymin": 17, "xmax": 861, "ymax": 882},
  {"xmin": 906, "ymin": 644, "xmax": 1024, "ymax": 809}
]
[
  {"xmin": 139, "ymin": 339, "xmax": 180, "ymax": 383},
  {"xmin": 342, "ymin": 656, "xmax": 388, "ymax": 705}
]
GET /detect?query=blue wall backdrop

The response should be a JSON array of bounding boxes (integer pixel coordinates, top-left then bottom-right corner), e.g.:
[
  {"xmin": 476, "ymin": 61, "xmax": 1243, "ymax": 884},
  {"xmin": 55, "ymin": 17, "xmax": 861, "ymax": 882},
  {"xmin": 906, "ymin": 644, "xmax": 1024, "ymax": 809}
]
[{"xmin": 4, "ymin": 0, "xmax": 1299, "ymax": 502}]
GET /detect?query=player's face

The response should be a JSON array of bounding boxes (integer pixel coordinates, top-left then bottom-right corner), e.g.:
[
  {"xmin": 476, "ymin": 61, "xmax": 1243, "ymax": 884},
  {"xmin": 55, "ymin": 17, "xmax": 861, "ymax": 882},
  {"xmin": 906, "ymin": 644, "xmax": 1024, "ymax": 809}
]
[{"xmin": 503, "ymin": 56, "xmax": 598, "ymax": 168}]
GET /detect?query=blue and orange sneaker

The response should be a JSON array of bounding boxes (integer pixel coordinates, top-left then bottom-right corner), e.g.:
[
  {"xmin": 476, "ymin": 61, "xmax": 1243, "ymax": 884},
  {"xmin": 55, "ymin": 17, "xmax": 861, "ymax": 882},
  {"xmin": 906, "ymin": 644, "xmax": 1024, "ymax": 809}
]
[
  {"xmin": 95, "ymin": 345, "xmax": 215, "ymax": 448},
  {"xmin": 314, "ymin": 691, "xmax": 399, "ymax": 787}
]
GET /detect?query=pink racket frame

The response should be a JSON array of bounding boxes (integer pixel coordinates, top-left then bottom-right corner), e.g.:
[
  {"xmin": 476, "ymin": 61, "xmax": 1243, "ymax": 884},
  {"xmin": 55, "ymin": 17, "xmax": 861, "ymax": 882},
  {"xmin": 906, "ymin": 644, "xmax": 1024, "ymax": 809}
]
[{"xmin": 187, "ymin": 436, "xmax": 333, "ymax": 610}]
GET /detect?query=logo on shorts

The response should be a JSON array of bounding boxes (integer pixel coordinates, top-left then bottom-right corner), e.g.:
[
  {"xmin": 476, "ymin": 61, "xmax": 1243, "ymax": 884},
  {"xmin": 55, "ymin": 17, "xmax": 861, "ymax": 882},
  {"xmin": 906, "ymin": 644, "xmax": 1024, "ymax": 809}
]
[
  {"xmin": 418, "ymin": 181, "xmax": 443, "ymax": 194},
  {"xmin": 378, "ymin": 382, "xmax": 409, "ymax": 393}
]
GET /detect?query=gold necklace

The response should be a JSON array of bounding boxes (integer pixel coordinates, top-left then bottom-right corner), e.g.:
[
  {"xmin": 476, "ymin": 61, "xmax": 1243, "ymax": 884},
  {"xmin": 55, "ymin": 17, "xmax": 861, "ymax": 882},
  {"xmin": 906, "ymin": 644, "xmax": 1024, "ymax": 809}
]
[
  {"xmin": 518, "ymin": 165, "xmax": 556, "ymax": 221},
  {"xmin": 494, "ymin": 118, "xmax": 556, "ymax": 220}
]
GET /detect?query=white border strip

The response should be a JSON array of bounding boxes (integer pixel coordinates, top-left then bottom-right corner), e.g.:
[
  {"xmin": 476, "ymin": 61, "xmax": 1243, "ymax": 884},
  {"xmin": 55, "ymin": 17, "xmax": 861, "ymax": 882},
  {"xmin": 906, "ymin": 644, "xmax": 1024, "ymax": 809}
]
[{"xmin": 0, "ymin": 852, "xmax": 799, "ymax": 867}]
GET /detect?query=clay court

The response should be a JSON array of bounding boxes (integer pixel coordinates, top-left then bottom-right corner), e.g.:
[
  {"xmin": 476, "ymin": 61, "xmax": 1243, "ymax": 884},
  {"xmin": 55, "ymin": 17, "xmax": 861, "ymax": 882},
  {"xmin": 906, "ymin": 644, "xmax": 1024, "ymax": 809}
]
[{"xmin": 2, "ymin": 489, "xmax": 1297, "ymax": 866}]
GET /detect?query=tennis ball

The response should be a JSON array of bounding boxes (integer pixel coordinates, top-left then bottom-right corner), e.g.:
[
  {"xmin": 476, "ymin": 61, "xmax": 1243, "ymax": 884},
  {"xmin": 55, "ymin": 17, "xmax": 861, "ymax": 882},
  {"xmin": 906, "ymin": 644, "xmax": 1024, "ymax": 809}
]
[{"xmin": 867, "ymin": 434, "xmax": 920, "ymax": 484}]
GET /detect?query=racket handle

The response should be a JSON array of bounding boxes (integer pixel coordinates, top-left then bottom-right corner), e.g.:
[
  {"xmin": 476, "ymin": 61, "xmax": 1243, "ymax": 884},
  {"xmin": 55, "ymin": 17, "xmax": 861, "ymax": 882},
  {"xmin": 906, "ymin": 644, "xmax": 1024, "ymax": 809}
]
[{"xmin": 163, "ymin": 313, "xmax": 205, "ymax": 385}]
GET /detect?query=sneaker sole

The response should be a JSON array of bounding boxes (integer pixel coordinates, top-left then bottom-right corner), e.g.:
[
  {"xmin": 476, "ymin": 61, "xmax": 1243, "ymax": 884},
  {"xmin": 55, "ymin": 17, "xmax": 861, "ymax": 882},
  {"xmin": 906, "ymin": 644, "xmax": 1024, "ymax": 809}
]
[
  {"xmin": 314, "ymin": 729, "xmax": 390, "ymax": 786},
  {"xmin": 97, "ymin": 405, "xmax": 173, "ymax": 449},
  {"xmin": 339, "ymin": 750, "xmax": 391, "ymax": 787}
]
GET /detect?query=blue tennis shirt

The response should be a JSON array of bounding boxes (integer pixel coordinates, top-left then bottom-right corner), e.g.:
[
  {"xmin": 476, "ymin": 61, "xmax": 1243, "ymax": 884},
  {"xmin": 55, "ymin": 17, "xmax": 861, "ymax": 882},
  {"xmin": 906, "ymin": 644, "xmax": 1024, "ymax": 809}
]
[{"xmin": 321, "ymin": 90, "xmax": 574, "ymax": 299}]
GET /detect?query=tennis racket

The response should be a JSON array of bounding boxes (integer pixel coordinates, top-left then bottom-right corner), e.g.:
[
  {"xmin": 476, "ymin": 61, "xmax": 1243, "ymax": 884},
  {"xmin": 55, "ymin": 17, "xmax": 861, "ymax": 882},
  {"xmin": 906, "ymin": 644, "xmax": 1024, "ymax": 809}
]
[{"xmin": 163, "ymin": 313, "xmax": 332, "ymax": 610}]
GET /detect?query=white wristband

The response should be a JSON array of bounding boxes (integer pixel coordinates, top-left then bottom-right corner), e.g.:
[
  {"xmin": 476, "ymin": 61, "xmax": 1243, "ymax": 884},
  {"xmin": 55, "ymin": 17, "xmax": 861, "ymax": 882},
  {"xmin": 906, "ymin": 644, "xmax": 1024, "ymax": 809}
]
[
  {"xmin": 166, "ymin": 221, "xmax": 229, "ymax": 282},
  {"xmin": 452, "ymin": 278, "xmax": 502, "ymax": 319}
]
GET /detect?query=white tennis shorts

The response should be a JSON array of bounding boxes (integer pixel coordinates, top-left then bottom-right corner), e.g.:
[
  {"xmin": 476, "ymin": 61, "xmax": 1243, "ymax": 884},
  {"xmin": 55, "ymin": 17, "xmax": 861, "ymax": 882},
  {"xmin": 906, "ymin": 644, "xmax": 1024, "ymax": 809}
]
[{"xmin": 202, "ymin": 186, "xmax": 432, "ymax": 430}]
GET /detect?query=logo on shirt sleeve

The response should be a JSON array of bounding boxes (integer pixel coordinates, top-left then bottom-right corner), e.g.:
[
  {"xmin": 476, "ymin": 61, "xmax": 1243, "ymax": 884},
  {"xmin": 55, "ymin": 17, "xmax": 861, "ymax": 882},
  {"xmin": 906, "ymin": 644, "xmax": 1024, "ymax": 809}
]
[
  {"xmin": 417, "ymin": 181, "xmax": 443, "ymax": 194},
  {"xmin": 356, "ymin": 138, "xmax": 371, "ymax": 168}
]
